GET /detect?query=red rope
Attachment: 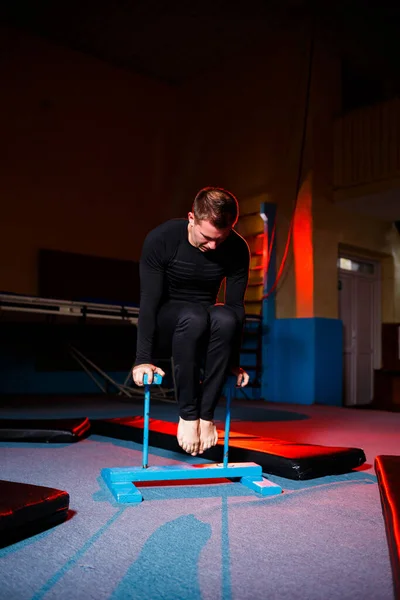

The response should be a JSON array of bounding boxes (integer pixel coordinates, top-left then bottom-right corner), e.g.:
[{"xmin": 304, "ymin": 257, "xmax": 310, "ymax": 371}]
[{"xmin": 262, "ymin": 212, "xmax": 295, "ymax": 300}]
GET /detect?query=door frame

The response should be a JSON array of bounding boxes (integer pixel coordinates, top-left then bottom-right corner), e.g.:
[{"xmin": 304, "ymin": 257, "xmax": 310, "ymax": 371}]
[{"xmin": 338, "ymin": 252, "xmax": 382, "ymax": 404}]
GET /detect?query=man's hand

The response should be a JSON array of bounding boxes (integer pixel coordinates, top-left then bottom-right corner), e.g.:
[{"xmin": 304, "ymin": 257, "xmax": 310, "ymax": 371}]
[
  {"xmin": 231, "ymin": 367, "xmax": 250, "ymax": 388},
  {"xmin": 132, "ymin": 364, "xmax": 165, "ymax": 386}
]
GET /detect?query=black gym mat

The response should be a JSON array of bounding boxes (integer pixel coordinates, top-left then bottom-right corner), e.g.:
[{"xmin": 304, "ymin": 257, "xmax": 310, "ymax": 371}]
[
  {"xmin": 0, "ymin": 418, "xmax": 91, "ymax": 442},
  {"xmin": 375, "ymin": 455, "xmax": 400, "ymax": 600},
  {"xmin": 0, "ymin": 480, "xmax": 70, "ymax": 548},
  {"xmin": 91, "ymin": 416, "xmax": 366, "ymax": 480}
]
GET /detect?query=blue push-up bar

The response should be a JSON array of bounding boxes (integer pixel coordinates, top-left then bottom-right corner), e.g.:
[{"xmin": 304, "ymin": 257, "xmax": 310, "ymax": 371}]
[{"xmin": 102, "ymin": 374, "xmax": 282, "ymax": 502}]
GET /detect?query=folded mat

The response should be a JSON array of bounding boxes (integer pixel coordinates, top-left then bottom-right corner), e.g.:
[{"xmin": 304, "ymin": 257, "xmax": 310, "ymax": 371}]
[
  {"xmin": 0, "ymin": 418, "xmax": 91, "ymax": 442},
  {"xmin": 92, "ymin": 416, "xmax": 366, "ymax": 480},
  {"xmin": 0, "ymin": 480, "xmax": 70, "ymax": 547},
  {"xmin": 375, "ymin": 455, "xmax": 400, "ymax": 600}
]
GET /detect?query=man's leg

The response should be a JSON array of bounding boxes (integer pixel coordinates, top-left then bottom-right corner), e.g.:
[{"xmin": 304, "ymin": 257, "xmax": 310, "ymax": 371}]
[
  {"xmin": 199, "ymin": 305, "xmax": 238, "ymax": 452},
  {"xmin": 156, "ymin": 301, "xmax": 209, "ymax": 456}
]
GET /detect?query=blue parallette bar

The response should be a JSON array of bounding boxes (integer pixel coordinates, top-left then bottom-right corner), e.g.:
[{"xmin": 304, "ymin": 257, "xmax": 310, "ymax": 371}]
[
  {"xmin": 101, "ymin": 371, "xmax": 282, "ymax": 503},
  {"xmin": 142, "ymin": 385, "xmax": 150, "ymax": 468},
  {"xmin": 223, "ymin": 383, "xmax": 232, "ymax": 468},
  {"xmin": 142, "ymin": 373, "xmax": 163, "ymax": 468}
]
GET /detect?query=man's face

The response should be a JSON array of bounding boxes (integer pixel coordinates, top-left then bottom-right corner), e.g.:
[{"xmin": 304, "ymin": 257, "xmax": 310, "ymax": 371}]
[{"xmin": 188, "ymin": 212, "xmax": 232, "ymax": 252}]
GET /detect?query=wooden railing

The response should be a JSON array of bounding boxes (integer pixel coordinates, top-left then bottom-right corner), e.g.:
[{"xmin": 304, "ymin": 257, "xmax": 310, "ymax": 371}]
[{"xmin": 334, "ymin": 97, "xmax": 400, "ymax": 189}]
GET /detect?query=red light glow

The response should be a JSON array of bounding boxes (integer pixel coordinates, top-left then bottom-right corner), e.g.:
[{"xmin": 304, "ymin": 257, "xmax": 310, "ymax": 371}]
[{"xmin": 293, "ymin": 174, "xmax": 314, "ymax": 317}]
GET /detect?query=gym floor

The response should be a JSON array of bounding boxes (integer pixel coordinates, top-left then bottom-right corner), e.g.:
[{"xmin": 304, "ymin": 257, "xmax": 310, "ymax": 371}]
[{"xmin": 0, "ymin": 394, "xmax": 398, "ymax": 600}]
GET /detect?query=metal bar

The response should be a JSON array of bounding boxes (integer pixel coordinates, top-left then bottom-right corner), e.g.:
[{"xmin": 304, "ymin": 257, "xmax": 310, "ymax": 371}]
[
  {"xmin": 0, "ymin": 293, "xmax": 139, "ymax": 321},
  {"xmin": 142, "ymin": 384, "xmax": 150, "ymax": 469},
  {"xmin": 68, "ymin": 348, "xmax": 107, "ymax": 393},
  {"xmin": 69, "ymin": 345, "xmax": 132, "ymax": 397},
  {"xmin": 0, "ymin": 305, "xmax": 138, "ymax": 323},
  {"xmin": 223, "ymin": 383, "xmax": 232, "ymax": 468},
  {"xmin": 0, "ymin": 292, "xmax": 140, "ymax": 312},
  {"xmin": 142, "ymin": 373, "xmax": 163, "ymax": 468},
  {"xmin": 123, "ymin": 367, "xmax": 133, "ymax": 387}
]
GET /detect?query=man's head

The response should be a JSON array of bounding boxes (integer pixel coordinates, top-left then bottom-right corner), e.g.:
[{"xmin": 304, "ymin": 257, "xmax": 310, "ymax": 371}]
[{"xmin": 188, "ymin": 187, "xmax": 239, "ymax": 252}]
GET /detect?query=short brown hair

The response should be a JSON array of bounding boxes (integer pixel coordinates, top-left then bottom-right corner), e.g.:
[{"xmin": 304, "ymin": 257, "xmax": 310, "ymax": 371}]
[{"xmin": 193, "ymin": 187, "xmax": 239, "ymax": 229}]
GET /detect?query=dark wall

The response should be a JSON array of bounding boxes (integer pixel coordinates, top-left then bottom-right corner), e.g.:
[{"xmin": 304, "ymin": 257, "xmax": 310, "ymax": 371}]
[{"xmin": 0, "ymin": 26, "xmax": 179, "ymax": 297}]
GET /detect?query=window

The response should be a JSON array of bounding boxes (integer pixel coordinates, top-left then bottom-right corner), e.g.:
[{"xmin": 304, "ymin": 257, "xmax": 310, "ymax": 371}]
[{"xmin": 337, "ymin": 257, "xmax": 375, "ymax": 275}]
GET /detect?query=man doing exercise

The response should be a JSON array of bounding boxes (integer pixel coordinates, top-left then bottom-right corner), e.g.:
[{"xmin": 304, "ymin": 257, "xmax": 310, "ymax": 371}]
[{"xmin": 132, "ymin": 187, "xmax": 250, "ymax": 456}]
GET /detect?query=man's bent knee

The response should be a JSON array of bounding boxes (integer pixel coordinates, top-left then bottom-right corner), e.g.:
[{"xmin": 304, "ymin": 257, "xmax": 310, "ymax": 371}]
[
  {"xmin": 176, "ymin": 303, "xmax": 209, "ymax": 339},
  {"xmin": 209, "ymin": 305, "xmax": 238, "ymax": 339}
]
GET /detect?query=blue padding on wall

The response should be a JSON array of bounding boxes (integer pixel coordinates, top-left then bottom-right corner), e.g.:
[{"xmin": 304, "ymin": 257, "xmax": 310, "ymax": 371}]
[
  {"xmin": 268, "ymin": 318, "xmax": 342, "ymax": 406},
  {"xmin": 0, "ymin": 369, "xmax": 128, "ymax": 394},
  {"xmin": 314, "ymin": 319, "xmax": 343, "ymax": 406},
  {"xmin": 0, "ymin": 351, "xmax": 128, "ymax": 395}
]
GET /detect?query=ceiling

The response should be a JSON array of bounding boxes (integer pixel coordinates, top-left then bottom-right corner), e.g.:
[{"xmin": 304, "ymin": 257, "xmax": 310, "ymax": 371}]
[
  {"xmin": 1, "ymin": 0, "xmax": 400, "ymax": 85},
  {"xmin": 0, "ymin": 0, "xmax": 309, "ymax": 84},
  {"xmin": 1, "ymin": 1, "xmax": 399, "ymax": 223}
]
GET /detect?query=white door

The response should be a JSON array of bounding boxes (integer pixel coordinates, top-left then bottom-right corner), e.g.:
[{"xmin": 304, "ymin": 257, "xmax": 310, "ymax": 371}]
[{"xmin": 338, "ymin": 256, "xmax": 380, "ymax": 406}]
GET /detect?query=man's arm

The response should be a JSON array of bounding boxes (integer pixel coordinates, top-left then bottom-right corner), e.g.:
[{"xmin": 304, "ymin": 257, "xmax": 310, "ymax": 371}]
[
  {"xmin": 225, "ymin": 236, "xmax": 250, "ymax": 369},
  {"xmin": 134, "ymin": 229, "xmax": 166, "ymax": 366}
]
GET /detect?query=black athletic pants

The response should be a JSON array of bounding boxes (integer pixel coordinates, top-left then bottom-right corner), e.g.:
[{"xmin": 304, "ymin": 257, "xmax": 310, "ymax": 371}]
[{"xmin": 154, "ymin": 301, "xmax": 238, "ymax": 421}]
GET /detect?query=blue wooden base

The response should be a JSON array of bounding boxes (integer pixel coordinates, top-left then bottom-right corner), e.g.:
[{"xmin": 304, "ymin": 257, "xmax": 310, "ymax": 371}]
[{"xmin": 102, "ymin": 463, "xmax": 282, "ymax": 503}]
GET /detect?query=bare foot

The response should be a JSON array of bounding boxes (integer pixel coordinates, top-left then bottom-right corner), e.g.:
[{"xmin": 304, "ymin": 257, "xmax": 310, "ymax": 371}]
[
  {"xmin": 177, "ymin": 418, "xmax": 200, "ymax": 456},
  {"xmin": 199, "ymin": 419, "xmax": 219, "ymax": 453}
]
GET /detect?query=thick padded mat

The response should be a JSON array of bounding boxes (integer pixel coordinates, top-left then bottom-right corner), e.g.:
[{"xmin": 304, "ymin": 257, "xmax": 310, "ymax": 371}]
[
  {"xmin": 0, "ymin": 417, "xmax": 91, "ymax": 442},
  {"xmin": 92, "ymin": 416, "xmax": 366, "ymax": 480},
  {"xmin": 375, "ymin": 455, "xmax": 400, "ymax": 599},
  {"xmin": 0, "ymin": 480, "xmax": 70, "ymax": 547}
]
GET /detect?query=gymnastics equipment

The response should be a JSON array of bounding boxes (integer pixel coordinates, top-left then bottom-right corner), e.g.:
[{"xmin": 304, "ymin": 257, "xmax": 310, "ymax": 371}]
[{"xmin": 101, "ymin": 374, "xmax": 282, "ymax": 503}]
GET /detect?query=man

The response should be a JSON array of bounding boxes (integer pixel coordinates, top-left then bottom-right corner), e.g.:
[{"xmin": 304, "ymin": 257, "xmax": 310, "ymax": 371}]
[{"xmin": 132, "ymin": 187, "xmax": 250, "ymax": 457}]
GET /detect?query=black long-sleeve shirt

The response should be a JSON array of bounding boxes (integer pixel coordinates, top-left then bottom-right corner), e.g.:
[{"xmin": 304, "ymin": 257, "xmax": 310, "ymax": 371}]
[{"xmin": 135, "ymin": 218, "xmax": 250, "ymax": 368}]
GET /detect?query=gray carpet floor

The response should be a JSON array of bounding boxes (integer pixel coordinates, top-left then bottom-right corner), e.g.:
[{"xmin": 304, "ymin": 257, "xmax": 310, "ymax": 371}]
[{"xmin": 0, "ymin": 396, "xmax": 398, "ymax": 600}]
